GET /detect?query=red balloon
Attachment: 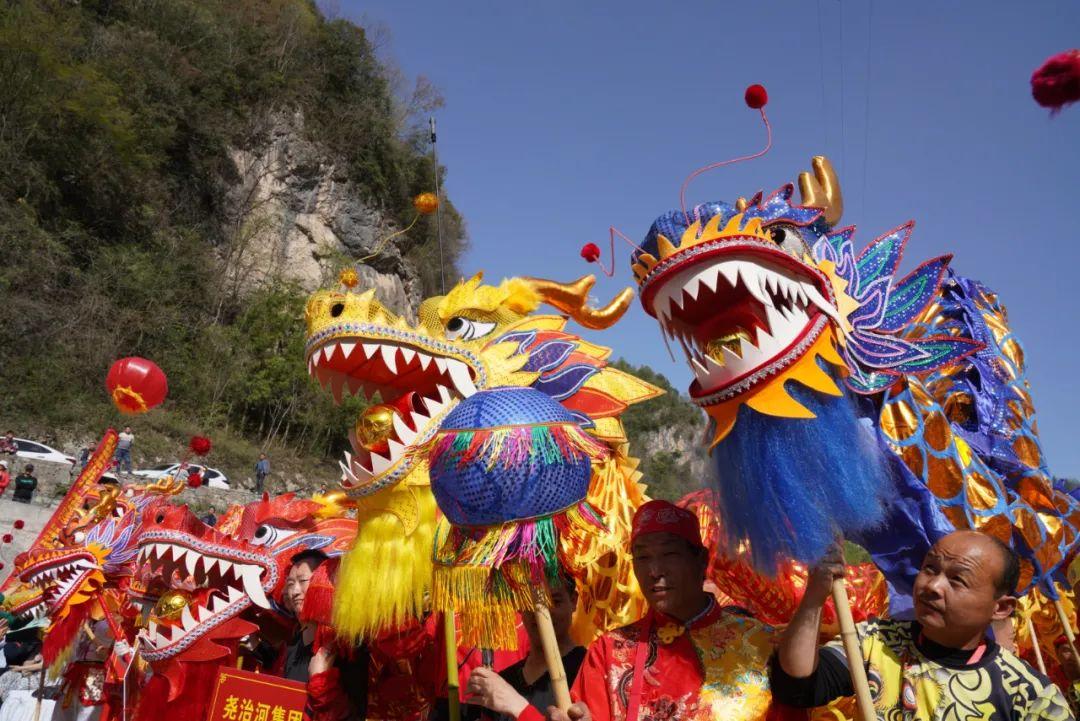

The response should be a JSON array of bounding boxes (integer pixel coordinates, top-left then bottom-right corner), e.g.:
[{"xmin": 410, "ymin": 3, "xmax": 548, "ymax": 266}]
[
  {"xmin": 580, "ymin": 243, "xmax": 601, "ymax": 263},
  {"xmin": 106, "ymin": 357, "xmax": 168, "ymax": 415},
  {"xmin": 744, "ymin": 84, "xmax": 768, "ymax": 109}
]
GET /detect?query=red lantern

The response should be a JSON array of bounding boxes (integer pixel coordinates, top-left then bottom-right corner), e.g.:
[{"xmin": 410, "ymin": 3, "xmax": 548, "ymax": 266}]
[
  {"xmin": 189, "ymin": 436, "xmax": 212, "ymax": 457},
  {"xmin": 106, "ymin": 358, "xmax": 168, "ymax": 415},
  {"xmin": 13, "ymin": 520, "xmax": 24, "ymax": 530}
]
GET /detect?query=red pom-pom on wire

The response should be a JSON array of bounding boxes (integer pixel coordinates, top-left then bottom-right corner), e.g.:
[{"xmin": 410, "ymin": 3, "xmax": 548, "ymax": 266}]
[
  {"xmin": 580, "ymin": 243, "xmax": 601, "ymax": 263},
  {"xmin": 189, "ymin": 436, "xmax": 212, "ymax": 457},
  {"xmin": 744, "ymin": 84, "xmax": 768, "ymax": 109},
  {"xmin": 2, "ymin": 534, "xmax": 12, "ymax": 544},
  {"xmin": 13, "ymin": 520, "xmax": 24, "ymax": 530},
  {"xmin": 1032, "ymin": 50, "xmax": 1080, "ymax": 113}
]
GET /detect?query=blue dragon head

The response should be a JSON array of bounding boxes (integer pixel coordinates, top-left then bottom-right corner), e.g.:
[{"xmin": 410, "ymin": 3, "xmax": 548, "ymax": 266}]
[{"xmin": 631, "ymin": 156, "xmax": 981, "ymax": 445}]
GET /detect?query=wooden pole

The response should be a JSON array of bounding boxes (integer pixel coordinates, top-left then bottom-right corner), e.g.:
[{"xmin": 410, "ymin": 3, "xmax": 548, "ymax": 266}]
[
  {"xmin": 33, "ymin": 665, "xmax": 45, "ymax": 721},
  {"xmin": 443, "ymin": 611, "xmax": 461, "ymax": 721},
  {"xmin": 1027, "ymin": 616, "xmax": 1047, "ymax": 674},
  {"xmin": 533, "ymin": 584, "xmax": 571, "ymax": 712},
  {"xmin": 832, "ymin": 579, "xmax": 875, "ymax": 721},
  {"xmin": 1052, "ymin": 597, "xmax": 1080, "ymax": 661}
]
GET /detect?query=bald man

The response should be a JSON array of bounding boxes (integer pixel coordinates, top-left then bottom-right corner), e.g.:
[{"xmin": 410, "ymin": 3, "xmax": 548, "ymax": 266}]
[{"xmin": 771, "ymin": 531, "xmax": 1073, "ymax": 721}]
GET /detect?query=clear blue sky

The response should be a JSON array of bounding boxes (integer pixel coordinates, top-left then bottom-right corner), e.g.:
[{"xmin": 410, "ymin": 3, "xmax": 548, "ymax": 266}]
[{"xmin": 333, "ymin": 1, "xmax": 1080, "ymax": 477}]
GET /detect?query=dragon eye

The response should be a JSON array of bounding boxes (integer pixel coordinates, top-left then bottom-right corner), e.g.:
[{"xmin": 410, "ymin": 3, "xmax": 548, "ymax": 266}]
[
  {"xmin": 445, "ymin": 317, "xmax": 496, "ymax": 341},
  {"xmin": 330, "ymin": 303, "xmax": 345, "ymax": 318},
  {"xmin": 250, "ymin": 525, "xmax": 297, "ymax": 547},
  {"xmin": 767, "ymin": 224, "xmax": 809, "ymax": 255}
]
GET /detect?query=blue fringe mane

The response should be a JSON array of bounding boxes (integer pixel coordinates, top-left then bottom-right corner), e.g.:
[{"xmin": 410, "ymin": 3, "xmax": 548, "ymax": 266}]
[{"xmin": 710, "ymin": 371, "xmax": 890, "ymax": 574}]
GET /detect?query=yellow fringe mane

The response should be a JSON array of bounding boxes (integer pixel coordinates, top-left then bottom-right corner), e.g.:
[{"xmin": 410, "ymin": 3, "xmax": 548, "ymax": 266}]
[{"xmin": 331, "ymin": 487, "xmax": 436, "ymax": 642}]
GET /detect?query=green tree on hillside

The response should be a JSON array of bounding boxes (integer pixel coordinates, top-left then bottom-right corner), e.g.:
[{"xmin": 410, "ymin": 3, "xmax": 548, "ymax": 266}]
[{"xmin": 0, "ymin": 0, "xmax": 461, "ymax": 466}]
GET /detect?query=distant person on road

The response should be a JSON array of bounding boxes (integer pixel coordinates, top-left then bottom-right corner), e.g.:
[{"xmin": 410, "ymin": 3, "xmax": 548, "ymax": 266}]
[
  {"xmin": 255, "ymin": 453, "xmax": 270, "ymax": 493},
  {"xmin": 0, "ymin": 432, "xmax": 16, "ymax": 456},
  {"xmin": 11, "ymin": 465, "xmax": 37, "ymax": 504},
  {"xmin": 0, "ymin": 461, "xmax": 9, "ymax": 497},
  {"xmin": 114, "ymin": 427, "xmax": 134, "ymax": 473}
]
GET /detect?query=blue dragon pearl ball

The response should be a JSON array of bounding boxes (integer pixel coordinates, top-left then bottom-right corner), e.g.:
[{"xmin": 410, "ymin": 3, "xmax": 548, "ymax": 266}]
[{"xmin": 429, "ymin": 387, "xmax": 594, "ymax": 526}]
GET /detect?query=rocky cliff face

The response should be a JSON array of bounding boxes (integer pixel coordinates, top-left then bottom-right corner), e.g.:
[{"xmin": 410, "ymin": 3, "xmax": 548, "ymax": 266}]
[{"xmin": 222, "ymin": 111, "xmax": 422, "ymax": 318}]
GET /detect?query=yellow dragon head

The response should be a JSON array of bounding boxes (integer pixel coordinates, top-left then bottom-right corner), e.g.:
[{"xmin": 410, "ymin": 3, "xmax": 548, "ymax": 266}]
[{"xmin": 304, "ymin": 273, "xmax": 660, "ymax": 642}]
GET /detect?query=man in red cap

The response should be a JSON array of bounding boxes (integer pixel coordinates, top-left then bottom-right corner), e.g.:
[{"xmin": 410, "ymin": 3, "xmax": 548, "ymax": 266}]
[{"xmin": 548, "ymin": 499, "xmax": 780, "ymax": 721}]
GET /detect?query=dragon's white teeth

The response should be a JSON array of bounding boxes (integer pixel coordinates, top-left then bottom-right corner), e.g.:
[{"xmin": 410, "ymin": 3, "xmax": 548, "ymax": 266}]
[
  {"xmin": 433, "ymin": 358, "xmax": 448, "ymax": 374},
  {"xmin": 339, "ymin": 460, "xmax": 357, "ymax": 483},
  {"xmin": 210, "ymin": 594, "xmax": 229, "ymax": 613},
  {"xmin": 307, "ymin": 359, "xmax": 315, "ymax": 376},
  {"xmin": 180, "ymin": 605, "xmax": 197, "ymax": 631},
  {"xmin": 227, "ymin": 585, "xmax": 244, "ymax": 603},
  {"xmin": 386, "ymin": 438, "xmax": 405, "ymax": 460},
  {"xmin": 392, "ymin": 414, "xmax": 416, "ymax": 444},
  {"xmin": 339, "ymin": 342, "xmax": 356, "ymax": 360},
  {"xmin": 669, "ymin": 289, "xmax": 686, "ymax": 311},
  {"xmin": 719, "ymin": 263, "xmax": 740, "ymax": 287},
  {"xmin": 362, "ymin": 342, "xmax": 378, "ymax": 359},
  {"xmin": 217, "ymin": 559, "xmax": 234, "ymax": 578},
  {"xmin": 148, "ymin": 620, "xmax": 158, "ymax": 637},
  {"xmin": 409, "ymin": 411, "xmax": 430, "ymax": 430},
  {"xmin": 369, "ymin": 450, "xmax": 392, "ymax": 475},
  {"xmin": 720, "ymin": 343, "xmax": 744, "ymax": 368},
  {"xmin": 201, "ymin": 555, "xmax": 217, "ymax": 575},
  {"xmin": 322, "ymin": 344, "xmax": 337, "ymax": 363},
  {"xmin": 184, "ymin": 550, "xmax": 199, "ymax": 577},
  {"xmin": 380, "ymin": 345, "xmax": 398, "ymax": 373},
  {"xmin": 154, "ymin": 543, "xmax": 169, "ymax": 559},
  {"xmin": 196, "ymin": 604, "xmax": 212, "ymax": 622},
  {"xmin": 801, "ymin": 283, "xmax": 841, "ymax": 323},
  {"xmin": 399, "ymin": 347, "xmax": 416, "ymax": 365},
  {"xmin": 240, "ymin": 566, "xmax": 270, "ymax": 609},
  {"xmin": 417, "ymin": 353, "xmax": 432, "ymax": 371},
  {"xmin": 446, "ymin": 360, "xmax": 476, "ymax": 398},
  {"xmin": 740, "ymin": 264, "xmax": 775, "ymax": 309},
  {"xmin": 436, "ymin": 384, "xmax": 453, "ymax": 405}
]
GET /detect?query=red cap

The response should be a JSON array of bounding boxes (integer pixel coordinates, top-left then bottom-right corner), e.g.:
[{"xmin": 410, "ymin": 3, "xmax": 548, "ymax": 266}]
[{"xmin": 632, "ymin": 500, "xmax": 704, "ymax": 549}]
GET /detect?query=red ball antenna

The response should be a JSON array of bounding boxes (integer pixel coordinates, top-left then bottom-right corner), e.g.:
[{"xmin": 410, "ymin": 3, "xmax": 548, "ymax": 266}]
[
  {"xmin": 679, "ymin": 84, "xmax": 773, "ymax": 224},
  {"xmin": 579, "ymin": 227, "xmax": 644, "ymax": 277}
]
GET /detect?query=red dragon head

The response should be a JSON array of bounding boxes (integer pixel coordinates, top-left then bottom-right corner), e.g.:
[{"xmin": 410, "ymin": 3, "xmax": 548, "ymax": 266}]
[
  {"xmin": 133, "ymin": 493, "xmax": 355, "ymax": 664},
  {"xmin": 15, "ymin": 481, "xmax": 180, "ymax": 664},
  {"xmin": 17, "ymin": 485, "xmax": 158, "ymax": 612}
]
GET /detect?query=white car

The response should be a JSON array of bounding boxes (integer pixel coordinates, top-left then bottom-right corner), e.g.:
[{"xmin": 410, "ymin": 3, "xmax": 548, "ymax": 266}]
[
  {"xmin": 7, "ymin": 438, "xmax": 77, "ymax": 466},
  {"xmin": 131, "ymin": 463, "xmax": 230, "ymax": 489}
]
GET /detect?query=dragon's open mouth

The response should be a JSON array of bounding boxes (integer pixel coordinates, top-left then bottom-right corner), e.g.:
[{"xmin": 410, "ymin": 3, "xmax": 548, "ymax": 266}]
[
  {"xmin": 20, "ymin": 552, "xmax": 96, "ymax": 611},
  {"xmin": 306, "ymin": 332, "xmax": 480, "ymax": 490},
  {"xmin": 135, "ymin": 534, "xmax": 274, "ymax": 656},
  {"xmin": 645, "ymin": 246, "xmax": 839, "ymax": 401}
]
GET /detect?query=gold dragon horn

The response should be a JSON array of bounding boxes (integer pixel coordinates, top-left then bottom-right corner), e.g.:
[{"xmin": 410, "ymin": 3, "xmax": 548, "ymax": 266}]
[
  {"xmin": 798, "ymin": 156, "xmax": 844, "ymax": 227},
  {"xmin": 522, "ymin": 275, "xmax": 635, "ymax": 330}
]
